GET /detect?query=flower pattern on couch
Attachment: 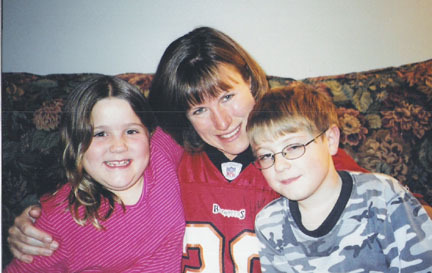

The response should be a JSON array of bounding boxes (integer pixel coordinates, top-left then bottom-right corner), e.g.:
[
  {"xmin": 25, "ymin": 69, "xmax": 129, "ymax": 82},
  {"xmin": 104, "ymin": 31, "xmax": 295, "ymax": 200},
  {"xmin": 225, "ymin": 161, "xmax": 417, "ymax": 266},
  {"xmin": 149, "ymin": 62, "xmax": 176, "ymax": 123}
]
[{"xmin": 2, "ymin": 60, "xmax": 432, "ymax": 266}]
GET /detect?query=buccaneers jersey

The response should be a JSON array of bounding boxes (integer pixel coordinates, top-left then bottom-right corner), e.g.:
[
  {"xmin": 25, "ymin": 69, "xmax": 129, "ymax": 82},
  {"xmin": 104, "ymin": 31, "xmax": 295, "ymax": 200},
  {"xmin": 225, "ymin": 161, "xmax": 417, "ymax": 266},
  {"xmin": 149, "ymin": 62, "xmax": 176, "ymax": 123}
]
[{"xmin": 179, "ymin": 150, "xmax": 278, "ymax": 273}]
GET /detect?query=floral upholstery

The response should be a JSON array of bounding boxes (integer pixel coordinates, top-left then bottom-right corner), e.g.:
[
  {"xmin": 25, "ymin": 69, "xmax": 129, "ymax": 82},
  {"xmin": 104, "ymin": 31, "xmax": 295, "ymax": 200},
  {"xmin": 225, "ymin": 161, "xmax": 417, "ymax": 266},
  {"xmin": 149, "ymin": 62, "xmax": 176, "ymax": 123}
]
[{"xmin": 2, "ymin": 59, "xmax": 431, "ymax": 265}]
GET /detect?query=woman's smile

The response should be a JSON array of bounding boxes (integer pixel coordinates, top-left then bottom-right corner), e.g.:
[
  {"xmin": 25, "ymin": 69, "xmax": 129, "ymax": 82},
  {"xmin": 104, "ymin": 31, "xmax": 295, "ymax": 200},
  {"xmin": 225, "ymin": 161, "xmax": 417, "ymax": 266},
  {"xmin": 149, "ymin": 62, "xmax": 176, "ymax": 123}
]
[{"xmin": 219, "ymin": 125, "xmax": 241, "ymax": 140}]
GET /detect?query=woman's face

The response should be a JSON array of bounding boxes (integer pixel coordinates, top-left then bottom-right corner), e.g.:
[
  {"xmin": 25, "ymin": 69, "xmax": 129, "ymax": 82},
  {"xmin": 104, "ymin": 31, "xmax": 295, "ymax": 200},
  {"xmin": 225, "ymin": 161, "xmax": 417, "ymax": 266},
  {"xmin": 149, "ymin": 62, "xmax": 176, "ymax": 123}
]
[
  {"xmin": 187, "ymin": 64, "xmax": 255, "ymax": 160},
  {"xmin": 83, "ymin": 97, "xmax": 150, "ymax": 205}
]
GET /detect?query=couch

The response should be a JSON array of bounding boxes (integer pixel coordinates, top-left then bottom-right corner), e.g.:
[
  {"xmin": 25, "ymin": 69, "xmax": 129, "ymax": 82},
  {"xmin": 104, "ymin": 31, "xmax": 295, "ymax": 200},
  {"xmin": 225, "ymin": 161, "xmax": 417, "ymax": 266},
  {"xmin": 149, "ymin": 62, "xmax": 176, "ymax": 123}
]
[{"xmin": 2, "ymin": 59, "xmax": 432, "ymax": 265}]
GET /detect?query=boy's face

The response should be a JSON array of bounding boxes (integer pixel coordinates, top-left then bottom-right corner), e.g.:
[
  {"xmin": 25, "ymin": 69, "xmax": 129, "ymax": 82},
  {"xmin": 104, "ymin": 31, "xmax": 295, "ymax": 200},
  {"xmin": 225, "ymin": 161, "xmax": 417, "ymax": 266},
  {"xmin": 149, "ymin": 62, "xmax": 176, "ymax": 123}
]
[{"xmin": 253, "ymin": 127, "xmax": 340, "ymax": 203}]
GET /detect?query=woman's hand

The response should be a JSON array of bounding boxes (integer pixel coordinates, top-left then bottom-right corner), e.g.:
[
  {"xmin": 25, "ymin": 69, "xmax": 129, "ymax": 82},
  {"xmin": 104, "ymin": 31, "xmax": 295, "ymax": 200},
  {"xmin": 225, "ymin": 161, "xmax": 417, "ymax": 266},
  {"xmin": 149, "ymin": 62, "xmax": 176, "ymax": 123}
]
[{"xmin": 7, "ymin": 205, "xmax": 59, "ymax": 263}]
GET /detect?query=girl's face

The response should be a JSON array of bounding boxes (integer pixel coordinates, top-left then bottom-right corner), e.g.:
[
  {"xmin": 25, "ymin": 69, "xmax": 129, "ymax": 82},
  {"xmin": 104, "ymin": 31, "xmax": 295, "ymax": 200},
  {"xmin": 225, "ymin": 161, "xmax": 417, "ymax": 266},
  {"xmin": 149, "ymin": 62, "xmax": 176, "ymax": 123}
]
[
  {"xmin": 83, "ymin": 97, "xmax": 150, "ymax": 205},
  {"xmin": 187, "ymin": 64, "xmax": 255, "ymax": 160}
]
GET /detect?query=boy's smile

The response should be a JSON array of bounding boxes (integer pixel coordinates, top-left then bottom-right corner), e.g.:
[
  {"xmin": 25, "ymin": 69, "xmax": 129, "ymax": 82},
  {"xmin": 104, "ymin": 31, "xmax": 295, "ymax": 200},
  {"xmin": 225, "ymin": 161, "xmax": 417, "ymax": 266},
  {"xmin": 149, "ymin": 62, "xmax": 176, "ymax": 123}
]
[{"xmin": 280, "ymin": 175, "xmax": 301, "ymax": 185}]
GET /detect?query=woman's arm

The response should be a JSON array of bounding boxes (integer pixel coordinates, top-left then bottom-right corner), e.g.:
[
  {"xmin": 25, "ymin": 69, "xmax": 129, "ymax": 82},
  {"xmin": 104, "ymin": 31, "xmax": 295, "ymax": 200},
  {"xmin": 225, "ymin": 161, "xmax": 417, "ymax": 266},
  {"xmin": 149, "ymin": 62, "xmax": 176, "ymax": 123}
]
[
  {"xmin": 7, "ymin": 206, "xmax": 59, "ymax": 263},
  {"xmin": 5, "ymin": 207, "xmax": 67, "ymax": 272}
]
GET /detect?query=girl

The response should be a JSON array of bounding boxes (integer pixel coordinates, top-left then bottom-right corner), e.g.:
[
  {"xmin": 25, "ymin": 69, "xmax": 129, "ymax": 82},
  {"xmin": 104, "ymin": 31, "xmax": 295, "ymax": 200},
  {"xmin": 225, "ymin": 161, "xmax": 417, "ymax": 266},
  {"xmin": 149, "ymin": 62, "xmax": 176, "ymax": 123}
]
[{"xmin": 4, "ymin": 76, "xmax": 185, "ymax": 272}]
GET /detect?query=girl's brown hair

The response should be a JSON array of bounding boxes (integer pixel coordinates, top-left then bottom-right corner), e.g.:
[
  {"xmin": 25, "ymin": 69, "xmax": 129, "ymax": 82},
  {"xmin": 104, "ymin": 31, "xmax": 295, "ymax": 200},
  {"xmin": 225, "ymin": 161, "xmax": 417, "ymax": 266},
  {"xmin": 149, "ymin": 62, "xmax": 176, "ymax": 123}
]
[{"xmin": 61, "ymin": 76, "xmax": 155, "ymax": 228}]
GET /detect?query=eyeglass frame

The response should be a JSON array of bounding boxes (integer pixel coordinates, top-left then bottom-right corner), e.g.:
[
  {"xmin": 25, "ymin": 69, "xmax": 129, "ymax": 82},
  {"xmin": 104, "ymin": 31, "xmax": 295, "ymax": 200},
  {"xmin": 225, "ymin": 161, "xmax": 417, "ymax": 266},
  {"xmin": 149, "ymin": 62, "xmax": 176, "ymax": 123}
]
[{"xmin": 253, "ymin": 129, "xmax": 328, "ymax": 170}]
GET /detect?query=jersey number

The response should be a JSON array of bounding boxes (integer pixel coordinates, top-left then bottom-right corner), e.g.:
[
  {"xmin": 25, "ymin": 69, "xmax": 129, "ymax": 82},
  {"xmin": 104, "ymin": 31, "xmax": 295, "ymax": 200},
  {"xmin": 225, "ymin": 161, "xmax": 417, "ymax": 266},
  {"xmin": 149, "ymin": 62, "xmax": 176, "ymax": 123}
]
[{"xmin": 182, "ymin": 223, "xmax": 260, "ymax": 273}]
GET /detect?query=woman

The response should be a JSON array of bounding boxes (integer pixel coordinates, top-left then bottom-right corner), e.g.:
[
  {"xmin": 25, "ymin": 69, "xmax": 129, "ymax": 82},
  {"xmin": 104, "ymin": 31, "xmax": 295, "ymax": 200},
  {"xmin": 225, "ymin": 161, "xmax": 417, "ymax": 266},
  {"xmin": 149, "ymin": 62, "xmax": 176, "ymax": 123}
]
[{"xmin": 8, "ymin": 27, "xmax": 366, "ymax": 272}]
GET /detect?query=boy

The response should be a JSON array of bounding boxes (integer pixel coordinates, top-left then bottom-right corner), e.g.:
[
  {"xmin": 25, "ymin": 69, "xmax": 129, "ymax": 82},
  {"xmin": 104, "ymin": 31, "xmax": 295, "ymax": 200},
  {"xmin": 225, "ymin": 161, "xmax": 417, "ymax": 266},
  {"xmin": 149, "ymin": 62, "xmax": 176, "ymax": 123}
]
[{"xmin": 246, "ymin": 83, "xmax": 432, "ymax": 272}]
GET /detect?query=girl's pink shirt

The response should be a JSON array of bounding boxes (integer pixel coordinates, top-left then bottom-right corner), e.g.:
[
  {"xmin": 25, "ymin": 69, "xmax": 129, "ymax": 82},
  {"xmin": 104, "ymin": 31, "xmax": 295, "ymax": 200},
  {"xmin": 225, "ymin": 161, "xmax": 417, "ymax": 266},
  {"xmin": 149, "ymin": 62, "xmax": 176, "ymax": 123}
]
[{"xmin": 5, "ymin": 127, "xmax": 185, "ymax": 273}]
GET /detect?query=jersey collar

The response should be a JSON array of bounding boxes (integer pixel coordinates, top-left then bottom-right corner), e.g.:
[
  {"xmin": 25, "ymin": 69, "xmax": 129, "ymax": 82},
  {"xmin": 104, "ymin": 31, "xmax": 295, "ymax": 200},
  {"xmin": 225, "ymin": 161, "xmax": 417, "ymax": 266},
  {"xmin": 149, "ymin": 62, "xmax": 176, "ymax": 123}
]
[{"xmin": 204, "ymin": 144, "xmax": 255, "ymax": 181}]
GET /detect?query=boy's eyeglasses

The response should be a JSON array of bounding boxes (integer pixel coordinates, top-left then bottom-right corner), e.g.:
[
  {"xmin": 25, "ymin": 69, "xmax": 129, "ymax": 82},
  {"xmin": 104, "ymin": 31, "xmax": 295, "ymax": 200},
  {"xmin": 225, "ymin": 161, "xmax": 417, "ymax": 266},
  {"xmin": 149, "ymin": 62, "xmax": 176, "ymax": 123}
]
[{"xmin": 253, "ymin": 129, "xmax": 327, "ymax": 170}]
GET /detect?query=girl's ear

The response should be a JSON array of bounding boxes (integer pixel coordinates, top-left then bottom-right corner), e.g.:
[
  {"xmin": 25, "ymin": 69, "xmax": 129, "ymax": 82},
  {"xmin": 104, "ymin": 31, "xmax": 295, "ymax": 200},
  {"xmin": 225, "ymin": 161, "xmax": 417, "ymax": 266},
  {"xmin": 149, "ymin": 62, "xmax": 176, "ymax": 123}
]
[{"xmin": 325, "ymin": 124, "xmax": 340, "ymax": 156}]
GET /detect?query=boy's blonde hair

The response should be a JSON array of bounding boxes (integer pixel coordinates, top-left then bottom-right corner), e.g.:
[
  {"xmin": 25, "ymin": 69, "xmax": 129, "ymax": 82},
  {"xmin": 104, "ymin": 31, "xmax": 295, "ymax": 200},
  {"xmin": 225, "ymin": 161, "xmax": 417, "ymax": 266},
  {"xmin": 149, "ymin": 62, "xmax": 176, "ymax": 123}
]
[{"xmin": 247, "ymin": 82, "xmax": 339, "ymax": 147}]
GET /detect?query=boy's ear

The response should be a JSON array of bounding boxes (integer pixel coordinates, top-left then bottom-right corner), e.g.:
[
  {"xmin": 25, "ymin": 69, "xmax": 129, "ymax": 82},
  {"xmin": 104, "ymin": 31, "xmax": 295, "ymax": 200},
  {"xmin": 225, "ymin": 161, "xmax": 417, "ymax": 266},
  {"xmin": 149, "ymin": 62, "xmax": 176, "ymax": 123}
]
[{"xmin": 325, "ymin": 124, "xmax": 340, "ymax": 156}]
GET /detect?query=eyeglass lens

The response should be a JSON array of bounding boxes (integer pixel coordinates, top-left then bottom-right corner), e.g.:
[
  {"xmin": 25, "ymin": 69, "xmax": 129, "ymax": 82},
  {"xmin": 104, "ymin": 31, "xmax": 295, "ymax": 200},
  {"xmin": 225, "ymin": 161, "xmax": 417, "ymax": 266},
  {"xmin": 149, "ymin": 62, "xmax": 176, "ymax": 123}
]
[{"xmin": 254, "ymin": 129, "xmax": 327, "ymax": 170}]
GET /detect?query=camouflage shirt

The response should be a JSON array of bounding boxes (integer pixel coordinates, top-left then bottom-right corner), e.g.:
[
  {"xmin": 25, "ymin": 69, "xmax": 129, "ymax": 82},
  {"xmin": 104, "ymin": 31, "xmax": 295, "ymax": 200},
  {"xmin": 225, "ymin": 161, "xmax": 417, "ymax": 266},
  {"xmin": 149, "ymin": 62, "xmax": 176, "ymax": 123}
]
[{"xmin": 255, "ymin": 171, "xmax": 432, "ymax": 273}]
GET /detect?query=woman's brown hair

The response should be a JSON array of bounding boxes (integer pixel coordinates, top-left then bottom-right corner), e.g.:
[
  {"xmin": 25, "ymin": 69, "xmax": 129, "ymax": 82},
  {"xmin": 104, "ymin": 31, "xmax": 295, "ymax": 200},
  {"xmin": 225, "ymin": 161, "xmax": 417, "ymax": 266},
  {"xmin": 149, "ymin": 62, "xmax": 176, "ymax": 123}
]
[{"xmin": 149, "ymin": 26, "xmax": 268, "ymax": 152}]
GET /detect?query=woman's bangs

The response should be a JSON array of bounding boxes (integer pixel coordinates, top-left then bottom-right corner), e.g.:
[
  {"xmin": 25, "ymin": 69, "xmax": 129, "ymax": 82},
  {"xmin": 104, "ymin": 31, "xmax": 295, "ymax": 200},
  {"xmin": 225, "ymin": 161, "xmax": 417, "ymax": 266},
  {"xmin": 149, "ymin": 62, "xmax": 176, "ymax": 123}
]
[{"xmin": 184, "ymin": 66, "xmax": 235, "ymax": 107}]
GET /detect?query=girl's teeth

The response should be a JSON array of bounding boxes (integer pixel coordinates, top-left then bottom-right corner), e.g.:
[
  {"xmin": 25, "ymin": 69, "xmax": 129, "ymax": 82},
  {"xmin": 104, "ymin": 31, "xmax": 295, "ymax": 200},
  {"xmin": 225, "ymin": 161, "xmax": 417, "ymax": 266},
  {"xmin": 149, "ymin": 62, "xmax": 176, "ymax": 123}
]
[
  {"xmin": 221, "ymin": 126, "xmax": 240, "ymax": 139},
  {"xmin": 106, "ymin": 160, "xmax": 130, "ymax": 167}
]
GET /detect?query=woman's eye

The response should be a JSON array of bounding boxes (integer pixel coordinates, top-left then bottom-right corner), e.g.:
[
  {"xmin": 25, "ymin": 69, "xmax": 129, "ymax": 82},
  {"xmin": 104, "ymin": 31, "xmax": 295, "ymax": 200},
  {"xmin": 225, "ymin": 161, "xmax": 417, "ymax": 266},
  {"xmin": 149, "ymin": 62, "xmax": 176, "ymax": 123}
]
[
  {"xmin": 222, "ymin": 94, "xmax": 234, "ymax": 102},
  {"xmin": 191, "ymin": 107, "xmax": 206, "ymax": 116}
]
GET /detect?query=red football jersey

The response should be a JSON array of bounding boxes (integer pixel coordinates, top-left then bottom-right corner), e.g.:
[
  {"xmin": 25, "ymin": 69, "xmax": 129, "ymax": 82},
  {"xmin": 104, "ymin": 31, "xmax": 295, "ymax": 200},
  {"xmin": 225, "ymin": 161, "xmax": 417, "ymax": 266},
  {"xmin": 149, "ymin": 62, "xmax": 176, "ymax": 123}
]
[{"xmin": 179, "ymin": 151, "xmax": 278, "ymax": 273}]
